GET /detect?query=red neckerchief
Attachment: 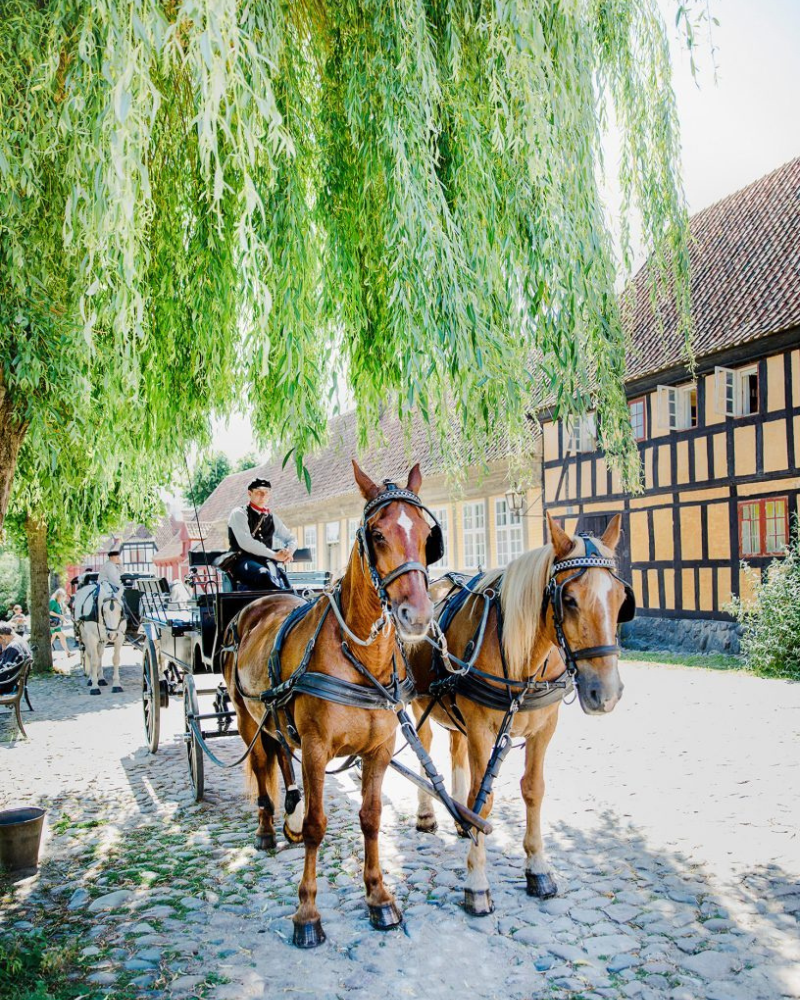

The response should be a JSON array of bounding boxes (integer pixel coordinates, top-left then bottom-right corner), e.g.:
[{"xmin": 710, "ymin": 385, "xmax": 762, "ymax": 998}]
[{"xmin": 249, "ymin": 503, "xmax": 270, "ymax": 514}]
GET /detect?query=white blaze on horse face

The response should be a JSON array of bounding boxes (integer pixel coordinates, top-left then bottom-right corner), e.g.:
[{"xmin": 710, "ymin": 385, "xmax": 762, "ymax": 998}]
[
  {"xmin": 397, "ymin": 509, "xmax": 414, "ymax": 545},
  {"xmin": 592, "ymin": 571, "xmax": 614, "ymax": 637}
]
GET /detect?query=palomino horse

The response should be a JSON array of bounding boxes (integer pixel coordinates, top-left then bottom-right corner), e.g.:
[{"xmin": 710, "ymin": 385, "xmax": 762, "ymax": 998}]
[
  {"xmin": 73, "ymin": 582, "xmax": 127, "ymax": 695},
  {"xmin": 222, "ymin": 462, "xmax": 441, "ymax": 948},
  {"xmin": 409, "ymin": 513, "xmax": 634, "ymax": 914}
]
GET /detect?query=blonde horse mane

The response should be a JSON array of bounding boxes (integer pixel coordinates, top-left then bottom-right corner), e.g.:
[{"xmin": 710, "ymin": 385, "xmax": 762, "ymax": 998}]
[{"xmin": 473, "ymin": 535, "xmax": 614, "ymax": 676}]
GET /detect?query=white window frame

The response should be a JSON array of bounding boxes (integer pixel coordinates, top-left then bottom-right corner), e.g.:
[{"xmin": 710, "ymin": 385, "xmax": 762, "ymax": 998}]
[
  {"xmin": 303, "ymin": 525, "xmax": 317, "ymax": 568},
  {"xmin": 656, "ymin": 383, "xmax": 697, "ymax": 430},
  {"xmin": 714, "ymin": 365, "xmax": 759, "ymax": 417},
  {"xmin": 566, "ymin": 412, "xmax": 596, "ymax": 453},
  {"xmin": 462, "ymin": 501, "xmax": 487, "ymax": 571},
  {"xmin": 427, "ymin": 507, "xmax": 450, "ymax": 573},
  {"xmin": 494, "ymin": 498, "xmax": 523, "ymax": 567}
]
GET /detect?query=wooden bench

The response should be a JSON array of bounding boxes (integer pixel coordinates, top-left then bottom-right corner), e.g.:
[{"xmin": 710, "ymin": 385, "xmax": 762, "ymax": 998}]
[{"xmin": 0, "ymin": 657, "xmax": 34, "ymax": 739}]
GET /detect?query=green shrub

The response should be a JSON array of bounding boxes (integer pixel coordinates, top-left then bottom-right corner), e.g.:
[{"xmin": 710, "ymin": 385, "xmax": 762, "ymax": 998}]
[{"xmin": 730, "ymin": 525, "xmax": 800, "ymax": 679}]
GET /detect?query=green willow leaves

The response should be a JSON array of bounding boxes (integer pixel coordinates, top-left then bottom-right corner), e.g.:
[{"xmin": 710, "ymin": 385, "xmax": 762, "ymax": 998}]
[{"xmin": 1, "ymin": 0, "xmax": 691, "ymax": 500}]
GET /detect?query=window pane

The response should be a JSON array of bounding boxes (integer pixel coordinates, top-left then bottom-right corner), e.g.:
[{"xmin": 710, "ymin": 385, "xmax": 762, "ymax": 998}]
[
  {"xmin": 428, "ymin": 508, "xmax": 449, "ymax": 570},
  {"xmin": 765, "ymin": 500, "xmax": 787, "ymax": 553},
  {"xmin": 463, "ymin": 502, "xmax": 486, "ymax": 570},
  {"xmin": 740, "ymin": 503, "xmax": 761, "ymax": 556}
]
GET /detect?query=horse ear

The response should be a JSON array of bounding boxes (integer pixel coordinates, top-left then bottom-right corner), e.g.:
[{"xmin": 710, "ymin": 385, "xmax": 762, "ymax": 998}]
[
  {"xmin": 352, "ymin": 459, "xmax": 381, "ymax": 501},
  {"xmin": 547, "ymin": 512, "xmax": 573, "ymax": 559},
  {"xmin": 600, "ymin": 513, "xmax": 623, "ymax": 552},
  {"xmin": 406, "ymin": 463, "xmax": 422, "ymax": 495}
]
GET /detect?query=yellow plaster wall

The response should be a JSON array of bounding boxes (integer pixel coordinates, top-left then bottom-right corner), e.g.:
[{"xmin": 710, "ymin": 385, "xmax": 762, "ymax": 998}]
[
  {"xmin": 652, "ymin": 507, "xmax": 674, "ymax": 561},
  {"xmin": 694, "ymin": 438, "xmax": 709, "ymax": 482},
  {"xmin": 544, "ymin": 466, "xmax": 561, "ymax": 503},
  {"xmin": 681, "ymin": 569, "xmax": 696, "ymax": 611},
  {"xmin": 792, "ymin": 350, "xmax": 800, "ymax": 407},
  {"xmin": 629, "ymin": 510, "xmax": 650, "ymax": 562},
  {"xmin": 704, "ymin": 373, "xmax": 724, "ymax": 426},
  {"xmin": 796, "ymin": 415, "xmax": 800, "ymax": 468},
  {"xmin": 676, "ymin": 440, "xmax": 690, "ymax": 484},
  {"xmin": 680, "ymin": 506, "xmax": 702, "ymax": 560},
  {"xmin": 698, "ymin": 568, "xmax": 714, "ymax": 611},
  {"xmin": 581, "ymin": 459, "xmax": 593, "ymax": 492},
  {"xmin": 658, "ymin": 445, "xmax": 671, "ymax": 486},
  {"xmin": 647, "ymin": 569, "xmax": 660, "ymax": 608},
  {"xmin": 737, "ymin": 476, "xmax": 800, "ymax": 497},
  {"xmin": 595, "ymin": 456, "xmax": 608, "ymax": 492},
  {"xmin": 643, "ymin": 449, "xmax": 654, "ymax": 490},
  {"xmin": 717, "ymin": 566, "xmax": 732, "ymax": 609},
  {"xmin": 713, "ymin": 433, "xmax": 728, "ymax": 480},
  {"xmin": 734, "ymin": 425, "xmax": 756, "ymax": 477},
  {"xmin": 632, "ymin": 569, "xmax": 644, "ymax": 606},
  {"xmin": 706, "ymin": 503, "xmax": 731, "ymax": 560},
  {"xmin": 678, "ymin": 486, "xmax": 730, "ymax": 503},
  {"xmin": 543, "ymin": 421, "xmax": 559, "ymax": 460},
  {"xmin": 767, "ymin": 354, "xmax": 786, "ymax": 411},
  {"xmin": 763, "ymin": 419, "xmax": 789, "ymax": 474},
  {"xmin": 738, "ymin": 567, "xmax": 759, "ymax": 605},
  {"xmin": 663, "ymin": 569, "xmax": 675, "ymax": 610}
]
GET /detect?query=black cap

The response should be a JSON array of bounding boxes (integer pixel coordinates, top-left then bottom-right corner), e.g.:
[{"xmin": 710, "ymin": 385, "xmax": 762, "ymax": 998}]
[
  {"xmin": 108, "ymin": 550, "xmax": 121, "ymax": 557},
  {"xmin": 248, "ymin": 478, "xmax": 271, "ymax": 490}
]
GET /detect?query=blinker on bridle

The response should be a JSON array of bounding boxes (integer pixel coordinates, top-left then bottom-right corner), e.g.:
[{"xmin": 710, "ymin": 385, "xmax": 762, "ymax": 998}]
[
  {"xmin": 545, "ymin": 533, "xmax": 636, "ymax": 676},
  {"xmin": 358, "ymin": 481, "xmax": 445, "ymax": 605}
]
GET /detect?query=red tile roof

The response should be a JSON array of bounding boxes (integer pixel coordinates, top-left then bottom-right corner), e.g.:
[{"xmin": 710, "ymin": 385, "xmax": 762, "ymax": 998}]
[{"xmin": 624, "ymin": 157, "xmax": 800, "ymax": 382}]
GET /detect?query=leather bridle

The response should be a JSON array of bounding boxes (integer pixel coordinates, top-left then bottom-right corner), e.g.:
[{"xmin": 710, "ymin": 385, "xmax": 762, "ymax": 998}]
[
  {"xmin": 545, "ymin": 534, "xmax": 636, "ymax": 677},
  {"xmin": 358, "ymin": 482, "xmax": 444, "ymax": 606}
]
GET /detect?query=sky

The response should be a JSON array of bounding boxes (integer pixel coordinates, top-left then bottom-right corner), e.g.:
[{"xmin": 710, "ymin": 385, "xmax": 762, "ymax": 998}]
[{"xmin": 210, "ymin": 0, "xmax": 800, "ymax": 465}]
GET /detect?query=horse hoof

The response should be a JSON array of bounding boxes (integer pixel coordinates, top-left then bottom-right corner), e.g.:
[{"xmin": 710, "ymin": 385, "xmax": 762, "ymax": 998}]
[
  {"xmin": 292, "ymin": 919, "xmax": 326, "ymax": 949},
  {"xmin": 464, "ymin": 888, "xmax": 495, "ymax": 916},
  {"xmin": 455, "ymin": 824, "xmax": 471, "ymax": 839},
  {"xmin": 89, "ymin": 688, "xmax": 101, "ymax": 696},
  {"xmin": 254, "ymin": 833, "xmax": 276, "ymax": 852},
  {"xmin": 98, "ymin": 679, "xmax": 108, "ymax": 686},
  {"xmin": 282, "ymin": 819, "xmax": 303, "ymax": 845},
  {"xmin": 368, "ymin": 902, "xmax": 403, "ymax": 930},
  {"xmin": 86, "ymin": 679, "xmax": 91, "ymax": 686},
  {"xmin": 416, "ymin": 815, "xmax": 438, "ymax": 834},
  {"xmin": 112, "ymin": 686, "xmax": 123, "ymax": 694},
  {"xmin": 526, "ymin": 872, "xmax": 558, "ymax": 899}
]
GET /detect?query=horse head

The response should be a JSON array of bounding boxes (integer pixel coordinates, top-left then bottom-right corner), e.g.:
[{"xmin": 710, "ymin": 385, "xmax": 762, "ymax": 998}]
[
  {"xmin": 546, "ymin": 512, "xmax": 632, "ymax": 716},
  {"xmin": 352, "ymin": 460, "xmax": 436, "ymax": 642}
]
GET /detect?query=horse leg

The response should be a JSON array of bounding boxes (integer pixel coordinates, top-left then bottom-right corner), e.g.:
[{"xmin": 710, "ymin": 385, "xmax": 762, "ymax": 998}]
[
  {"xmin": 111, "ymin": 632, "xmax": 123, "ymax": 692},
  {"xmin": 521, "ymin": 711, "xmax": 560, "ymax": 899},
  {"xmin": 275, "ymin": 735, "xmax": 303, "ymax": 844},
  {"xmin": 413, "ymin": 702, "xmax": 437, "ymax": 833},
  {"xmin": 361, "ymin": 739, "xmax": 402, "ymax": 930},
  {"xmin": 240, "ymin": 715, "xmax": 279, "ymax": 851},
  {"xmin": 88, "ymin": 637, "xmax": 101, "ymax": 695},
  {"xmin": 463, "ymin": 728, "xmax": 495, "ymax": 916},
  {"xmin": 97, "ymin": 630, "xmax": 107, "ymax": 686},
  {"xmin": 293, "ymin": 747, "xmax": 328, "ymax": 948},
  {"xmin": 450, "ymin": 729, "xmax": 471, "ymax": 838}
]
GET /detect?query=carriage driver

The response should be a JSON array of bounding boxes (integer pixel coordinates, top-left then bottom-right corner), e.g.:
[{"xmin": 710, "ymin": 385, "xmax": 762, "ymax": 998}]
[{"xmin": 227, "ymin": 478, "xmax": 297, "ymax": 590}]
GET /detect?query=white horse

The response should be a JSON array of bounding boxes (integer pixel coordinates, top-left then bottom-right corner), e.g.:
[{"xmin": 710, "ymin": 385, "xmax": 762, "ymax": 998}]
[
  {"xmin": 168, "ymin": 579, "xmax": 192, "ymax": 605},
  {"xmin": 73, "ymin": 582, "xmax": 127, "ymax": 695}
]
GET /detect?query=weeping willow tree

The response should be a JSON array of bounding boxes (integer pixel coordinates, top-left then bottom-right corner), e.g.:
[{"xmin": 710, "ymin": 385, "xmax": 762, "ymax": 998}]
[{"xmin": 0, "ymin": 0, "xmax": 692, "ymax": 529}]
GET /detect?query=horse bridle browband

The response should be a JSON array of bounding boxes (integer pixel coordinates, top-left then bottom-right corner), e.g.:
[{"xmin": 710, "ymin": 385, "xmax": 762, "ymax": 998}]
[{"xmin": 545, "ymin": 534, "xmax": 636, "ymax": 676}]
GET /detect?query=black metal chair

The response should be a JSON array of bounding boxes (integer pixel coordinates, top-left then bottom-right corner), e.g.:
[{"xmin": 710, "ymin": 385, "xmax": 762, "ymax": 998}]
[{"xmin": 0, "ymin": 657, "xmax": 34, "ymax": 738}]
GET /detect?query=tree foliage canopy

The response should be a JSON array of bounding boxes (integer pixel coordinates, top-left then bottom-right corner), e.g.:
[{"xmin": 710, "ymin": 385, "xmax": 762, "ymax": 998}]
[{"xmin": 1, "ymin": 0, "xmax": 691, "ymax": 498}]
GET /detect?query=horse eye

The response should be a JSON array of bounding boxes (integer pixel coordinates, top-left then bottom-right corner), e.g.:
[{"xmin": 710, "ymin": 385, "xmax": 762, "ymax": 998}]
[
  {"xmin": 371, "ymin": 531, "xmax": 385, "ymax": 544},
  {"xmin": 563, "ymin": 594, "xmax": 578, "ymax": 609}
]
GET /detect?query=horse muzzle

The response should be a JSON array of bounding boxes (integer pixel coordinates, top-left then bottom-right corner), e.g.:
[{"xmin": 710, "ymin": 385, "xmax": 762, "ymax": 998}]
[
  {"xmin": 575, "ymin": 664, "xmax": 624, "ymax": 716},
  {"xmin": 394, "ymin": 598, "xmax": 434, "ymax": 642}
]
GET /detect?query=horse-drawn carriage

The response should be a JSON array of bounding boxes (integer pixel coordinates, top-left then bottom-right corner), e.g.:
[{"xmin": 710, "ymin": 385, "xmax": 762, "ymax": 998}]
[{"xmin": 129, "ymin": 547, "xmax": 327, "ymax": 799}]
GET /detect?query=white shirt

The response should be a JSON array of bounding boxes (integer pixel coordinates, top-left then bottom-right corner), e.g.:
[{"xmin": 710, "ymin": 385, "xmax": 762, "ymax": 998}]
[
  {"xmin": 98, "ymin": 560, "xmax": 123, "ymax": 589},
  {"xmin": 227, "ymin": 507, "xmax": 297, "ymax": 560}
]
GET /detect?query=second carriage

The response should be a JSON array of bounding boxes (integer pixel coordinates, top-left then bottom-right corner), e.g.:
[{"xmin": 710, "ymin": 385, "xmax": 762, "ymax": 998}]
[{"xmin": 130, "ymin": 548, "xmax": 327, "ymax": 800}]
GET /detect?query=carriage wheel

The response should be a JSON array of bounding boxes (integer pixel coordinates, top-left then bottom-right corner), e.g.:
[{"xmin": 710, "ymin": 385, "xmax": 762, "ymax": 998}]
[
  {"xmin": 142, "ymin": 639, "xmax": 161, "ymax": 754},
  {"xmin": 184, "ymin": 674, "xmax": 205, "ymax": 802}
]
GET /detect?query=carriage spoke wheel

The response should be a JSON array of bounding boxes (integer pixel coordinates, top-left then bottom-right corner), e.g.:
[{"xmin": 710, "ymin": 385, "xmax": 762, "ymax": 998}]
[
  {"xmin": 184, "ymin": 674, "xmax": 205, "ymax": 802},
  {"xmin": 142, "ymin": 640, "xmax": 160, "ymax": 754}
]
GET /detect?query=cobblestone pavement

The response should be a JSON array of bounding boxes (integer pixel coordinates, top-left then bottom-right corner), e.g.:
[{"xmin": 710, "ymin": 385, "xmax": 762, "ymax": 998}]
[{"xmin": 1, "ymin": 650, "xmax": 799, "ymax": 1000}]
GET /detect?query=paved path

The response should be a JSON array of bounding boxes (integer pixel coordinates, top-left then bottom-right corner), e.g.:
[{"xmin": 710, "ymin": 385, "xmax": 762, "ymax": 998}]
[{"xmin": 1, "ymin": 651, "xmax": 799, "ymax": 1000}]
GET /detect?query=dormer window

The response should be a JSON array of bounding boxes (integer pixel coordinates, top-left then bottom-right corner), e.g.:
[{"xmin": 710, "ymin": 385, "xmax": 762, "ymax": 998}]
[{"xmin": 715, "ymin": 365, "xmax": 759, "ymax": 417}]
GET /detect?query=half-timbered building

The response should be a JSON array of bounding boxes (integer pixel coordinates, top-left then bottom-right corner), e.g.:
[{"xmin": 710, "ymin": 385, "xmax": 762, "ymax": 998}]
[{"xmin": 540, "ymin": 158, "xmax": 800, "ymax": 653}]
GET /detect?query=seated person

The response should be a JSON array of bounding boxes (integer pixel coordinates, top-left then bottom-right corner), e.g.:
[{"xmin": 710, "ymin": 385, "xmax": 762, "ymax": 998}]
[
  {"xmin": 0, "ymin": 624, "xmax": 32, "ymax": 695},
  {"xmin": 8, "ymin": 604, "xmax": 28, "ymax": 636},
  {"xmin": 226, "ymin": 478, "xmax": 296, "ymax": 590}
]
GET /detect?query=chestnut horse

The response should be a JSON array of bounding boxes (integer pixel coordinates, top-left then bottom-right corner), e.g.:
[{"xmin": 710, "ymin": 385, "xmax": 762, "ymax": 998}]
[
  {"xmin": 222, "ymin": 462, "xmax": 440, "ymax": 948},
  {"xmin": 409, "ymin": 513, "xmax": 634, "ymax": 914}
]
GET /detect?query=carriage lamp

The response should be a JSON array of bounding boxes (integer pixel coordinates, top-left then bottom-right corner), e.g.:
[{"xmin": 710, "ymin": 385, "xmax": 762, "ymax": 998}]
[{"xmin": 505, "ymin": 484, "xmax": 526, "ymax": 515}]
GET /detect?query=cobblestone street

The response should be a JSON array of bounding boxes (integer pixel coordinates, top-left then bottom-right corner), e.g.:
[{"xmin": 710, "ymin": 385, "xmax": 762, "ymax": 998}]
[{"xmin": 1, "ymin": 650, "xmax": 799, "ymax": 1000}]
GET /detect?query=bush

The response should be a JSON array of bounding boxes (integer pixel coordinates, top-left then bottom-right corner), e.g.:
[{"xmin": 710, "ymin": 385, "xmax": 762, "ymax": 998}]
[
  {"xmin": 0, "ymin": 550, "xmax": 28, "ymax": 616},
  {"xmin": 730, "ymin": 525, "xmax": 800, "ymax": 679}
]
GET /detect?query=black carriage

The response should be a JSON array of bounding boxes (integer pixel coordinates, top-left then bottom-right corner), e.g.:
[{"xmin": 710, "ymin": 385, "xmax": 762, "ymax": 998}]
[{"xmin": 129, "ymin": 548, "xmax": 327, "ymax": 800}]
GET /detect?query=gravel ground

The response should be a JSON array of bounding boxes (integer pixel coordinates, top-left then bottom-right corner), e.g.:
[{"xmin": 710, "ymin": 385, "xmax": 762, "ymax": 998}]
[{"xmin": 1, "ymin": 648, "xmax": 799, "ymax": 1000}]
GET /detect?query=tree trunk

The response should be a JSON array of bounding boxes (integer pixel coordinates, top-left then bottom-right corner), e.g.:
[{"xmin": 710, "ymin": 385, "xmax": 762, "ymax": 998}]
[
  {"xmin": 0, "ymin": 377, "xmax": 27, "ymax": 530},
  {"xmin": 26, "ymin": 513, "xmax": 53, "ymax": 675}
]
